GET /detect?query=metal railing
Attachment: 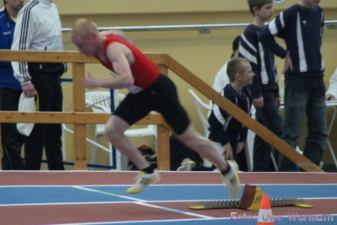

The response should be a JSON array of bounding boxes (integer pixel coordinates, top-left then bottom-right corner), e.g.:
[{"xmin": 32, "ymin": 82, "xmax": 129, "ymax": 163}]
[{"xmin": 62, "ymin": 20, "xmax": 337, "ymax": 33}]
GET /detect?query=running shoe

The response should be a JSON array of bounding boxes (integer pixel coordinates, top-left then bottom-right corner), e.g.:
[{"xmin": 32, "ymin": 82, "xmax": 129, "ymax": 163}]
[
  {"xmin": 126, "ymin": 171, "xmax": 160, "ymax": 194},
  {"xmin": 177, "ymin": 158, "xmax": 196, "ymax": 171},
  {"xmin": 221, "ymin": 160, "xmax": 240, "ymax": 198}
]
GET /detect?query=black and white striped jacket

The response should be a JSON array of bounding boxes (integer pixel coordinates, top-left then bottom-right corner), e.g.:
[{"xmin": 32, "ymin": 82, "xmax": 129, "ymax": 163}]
[
  {"xmin": 259, "ymin": 3, "xmax": 325, "ymax": 79},
  {"xmin": 11, "ymin": 0, "xmax": 66, "ymax": 85},
  {"xmin": 208, "ymin": 84, "xmax": 252, "ymax": 146}
]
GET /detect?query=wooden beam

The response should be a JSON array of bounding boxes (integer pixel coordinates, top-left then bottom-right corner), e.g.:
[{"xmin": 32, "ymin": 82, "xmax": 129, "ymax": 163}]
[
  {"xmin": 0, "ymin": 111, "xmax": 166, "ymax": 124},
  {"xmin": 146, "ymin": 53, "xmax": 168, "ymax": 65},
  {"xmin": 0, "ymin": 50, "xmax": 97, "ymax": 63},
  {"xmin": 165, "ymin": 55, "xmax": 323, "ymax": 172},
  {"xmin": 0, "ymin": 50, "xmax": 168, "ymax": 64}
]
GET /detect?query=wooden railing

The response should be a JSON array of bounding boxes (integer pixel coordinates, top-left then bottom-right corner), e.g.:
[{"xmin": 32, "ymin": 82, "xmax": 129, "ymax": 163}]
[{"xmin": 0, "ymin": 50, "xmax": 323, "ymax": 172}]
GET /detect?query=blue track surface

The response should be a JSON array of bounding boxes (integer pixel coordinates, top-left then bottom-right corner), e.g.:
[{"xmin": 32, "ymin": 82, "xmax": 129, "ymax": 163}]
[{"xmin": 1, "ymin": 183, "xmax": 336, "ymax": 224}]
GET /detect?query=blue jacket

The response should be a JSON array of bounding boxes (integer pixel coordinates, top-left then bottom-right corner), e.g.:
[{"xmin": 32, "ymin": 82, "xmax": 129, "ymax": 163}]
[
  {"xmin": 259, "ymin": 4, "xmax": 325, "ymax": 79},
  {"xmin": 239, "ymin": 24, "xmax": 279, "ymax": 99},
  {"xmin": 0, "ymin": 7, "xmax": 21, "ymax": 90},
  {"xmin": 208, "ymin": 84, "xmax": 252, "ymax": 146}
]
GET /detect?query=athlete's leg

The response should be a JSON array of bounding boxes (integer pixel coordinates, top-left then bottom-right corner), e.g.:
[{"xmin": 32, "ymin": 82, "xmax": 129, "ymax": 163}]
[
  {"xmin": 104, "ymin": 115, "xmax": 149, "ymax": 170},
  {"xmin": 176, "ymin": 124, "xmax": 229, "ymax": 171}
]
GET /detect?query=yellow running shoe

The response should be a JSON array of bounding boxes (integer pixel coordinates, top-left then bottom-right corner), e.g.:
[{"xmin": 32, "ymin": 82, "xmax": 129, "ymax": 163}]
[
  {"xmin": 177, "ymin": 158, "xmax": 196, "ymax": 171},
  {"xmin": 221, "ymin": 160, "xmax": 240, "ymax": 198},
  {"xmin": 126, "ymin": 171, "xmax": 160, "ymax": 194}
]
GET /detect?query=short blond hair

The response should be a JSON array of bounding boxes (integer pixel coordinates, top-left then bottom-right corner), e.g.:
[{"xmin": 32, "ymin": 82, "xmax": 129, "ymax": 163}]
[
  {"xmin": 71, "ymin": 18, "xmax": 98, "ymax": 37},
  {"xmin": 227, "ymin": 57, "xmax": 250, "ymax": 82}
]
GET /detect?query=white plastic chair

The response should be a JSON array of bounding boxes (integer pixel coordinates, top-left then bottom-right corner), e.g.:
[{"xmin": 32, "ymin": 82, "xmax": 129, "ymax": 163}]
[
  {"xmin": 85, "ymin": 91, "xmax": 114, "ymax": 167},
  {"xmin": 188, "ymin": 89, "xmax": 214, "ymax": 167},
  {"xmin": 188, "ymin": 89, "xmax": 212, "ymax": 138},
  {"xmin": 85, "ymin": 90, "xmax": 157, "ymax": 170}
]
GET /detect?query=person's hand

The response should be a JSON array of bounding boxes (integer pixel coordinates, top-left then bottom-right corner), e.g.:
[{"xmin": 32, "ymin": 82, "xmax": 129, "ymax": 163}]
[
  {"xmin": 22, "ymin": 83, "xmax": 35, "ymax": 97},
  {"xmin": 326, "ymin": 94, "xmax": 336, "ymax": 101},
  {"xmin": 236, "ymin": 142, "xmax": 245, "ymax": 154},
  {"xmin": 84, "ymin": 73, "xmax": 98, "ymax": 88},
  {"xmin": 283, "ymin": 53, "xmax": 293, "ymax": 73},
  {"xmin": 253, "ymin": 96, "xmax": 264, "ymax": 109},
  {"xmin": 223, "ymin": 142, "xmax": 234, "ymax": 160}
]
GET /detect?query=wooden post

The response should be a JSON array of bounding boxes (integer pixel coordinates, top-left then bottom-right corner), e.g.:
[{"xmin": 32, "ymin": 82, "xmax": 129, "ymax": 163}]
[
  {"xmin": 156, "ymin": 124, "xmax": 171, "ymax": 170},
  {"xmin": 72, "ymin": 63, "xmax": 87, "ymax": 170},
  {"xmin": 156, "ymin": 60, "xmax": 171, "ymax": 170}
]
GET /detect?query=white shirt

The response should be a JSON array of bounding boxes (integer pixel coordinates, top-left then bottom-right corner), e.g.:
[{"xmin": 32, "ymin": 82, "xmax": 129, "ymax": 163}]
[{"xmin": 212, "ymin": 61, "xmax": 230, "ymax": 93}]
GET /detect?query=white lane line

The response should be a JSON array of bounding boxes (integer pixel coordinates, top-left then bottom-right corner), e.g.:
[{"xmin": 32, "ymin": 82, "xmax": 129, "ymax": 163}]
[{"xmin": 72, "ymin": 186, "xmax": 214, "ymax": 219}]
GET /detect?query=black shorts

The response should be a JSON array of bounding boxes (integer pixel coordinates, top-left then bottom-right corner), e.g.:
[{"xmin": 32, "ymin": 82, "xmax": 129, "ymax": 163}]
[{"xmin": 114, "ymin": 74, "xmax": 190, "ymax": 135}]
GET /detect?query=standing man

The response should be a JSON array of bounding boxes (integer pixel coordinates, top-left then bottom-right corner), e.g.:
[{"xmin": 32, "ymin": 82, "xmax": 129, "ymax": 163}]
[
  {"xmin": 71, "ymin": 18, "xmax": 240, "ymax": 198},
  {"xmin": 239, "ymin": 0, "xmax": 283, "ymax": 171},
  {"xmin": 259, "ymin": 0, "xmax": 327, "ymax": 171},
  {"xmin": 11, "ymin": 0, "xmax": 67, "ymax": 170},
  {"xmin": 0, "ymin": 0, "xmax": 25, "ymax": 170}
]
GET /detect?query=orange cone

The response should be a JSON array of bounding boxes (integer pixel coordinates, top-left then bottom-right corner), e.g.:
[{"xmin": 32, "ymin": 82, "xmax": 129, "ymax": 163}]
[{"xmin": 256, "ymin": 195, "xmax": 274, "ymax": 225}]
